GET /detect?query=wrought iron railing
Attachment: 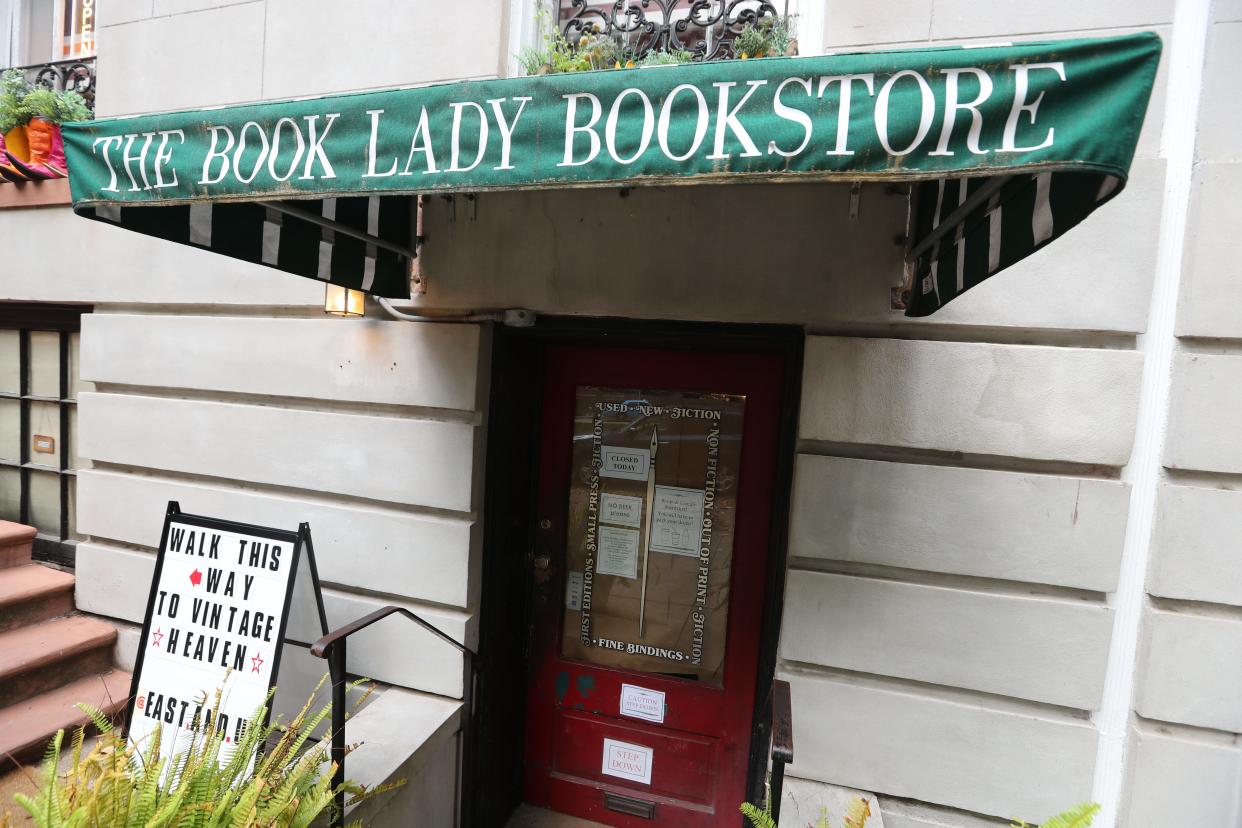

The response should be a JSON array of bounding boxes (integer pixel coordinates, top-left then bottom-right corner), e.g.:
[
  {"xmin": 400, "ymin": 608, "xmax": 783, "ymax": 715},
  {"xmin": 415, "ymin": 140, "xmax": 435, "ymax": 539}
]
[
  {"xmin": 13, "ymin": 57, "xmax": 96, "ymax": 112},
  {"xmin": 560, "ymin": 0, "xmax": 783, "ymax": 62},
  {"xmin": 310, "ymin": 606, "xmax": 476, "ymax": 828},
  {"xmin": 768, "ymin": 677, "xmax": 794, "ymax": 822}
]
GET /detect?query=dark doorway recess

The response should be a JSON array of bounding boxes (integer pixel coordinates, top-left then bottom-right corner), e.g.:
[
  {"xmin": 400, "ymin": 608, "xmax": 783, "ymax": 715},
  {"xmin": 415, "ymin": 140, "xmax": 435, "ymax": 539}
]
[{"xmin": 469, "ymin": 317, "xmax": 802, "ymax": 828}]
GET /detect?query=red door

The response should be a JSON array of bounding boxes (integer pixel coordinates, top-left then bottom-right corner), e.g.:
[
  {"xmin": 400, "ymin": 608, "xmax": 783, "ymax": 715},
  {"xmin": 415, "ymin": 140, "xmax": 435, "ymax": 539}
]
[{"xmin": 523, "ymin": 345, "xmax": 783, "ymax": 826}]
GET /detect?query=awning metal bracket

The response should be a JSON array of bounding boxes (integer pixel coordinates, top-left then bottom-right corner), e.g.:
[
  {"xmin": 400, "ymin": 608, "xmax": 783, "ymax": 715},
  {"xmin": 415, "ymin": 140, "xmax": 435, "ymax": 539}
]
[{"xmin": 904, "ymin": 174, "xmax": 1011, "ymax": 263}]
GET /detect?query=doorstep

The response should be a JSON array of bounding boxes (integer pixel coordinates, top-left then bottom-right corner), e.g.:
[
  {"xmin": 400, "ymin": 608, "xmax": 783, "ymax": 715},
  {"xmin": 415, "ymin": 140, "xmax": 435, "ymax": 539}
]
[{"xmin": 505, "ymin": 804, "xmax": 610, "ymax": 828}]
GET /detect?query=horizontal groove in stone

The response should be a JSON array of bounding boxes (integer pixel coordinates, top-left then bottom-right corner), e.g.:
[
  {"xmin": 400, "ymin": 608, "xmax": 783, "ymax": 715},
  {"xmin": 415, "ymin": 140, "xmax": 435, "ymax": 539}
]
[
  {"xmin": 778, "ymin": 659, "xmax": 1096, "ymax": 722},
  {"xmin": 786, "ymin": 557, "xmax": 1108, "ymax": 603},
  {"xmin": 81, "ymin": 464, "xmax": 475, "ymax": 523},
  {"xmin": 1133, "ymin": 713, "xmax": 1242, "ymax": 744},
  {"xmin": 795, "ymin": 440, "xmax": 1123, "ymax": 480},
  {"xmin": 89, "ymin": 384, "xmax": 482, "ymax": 424}
]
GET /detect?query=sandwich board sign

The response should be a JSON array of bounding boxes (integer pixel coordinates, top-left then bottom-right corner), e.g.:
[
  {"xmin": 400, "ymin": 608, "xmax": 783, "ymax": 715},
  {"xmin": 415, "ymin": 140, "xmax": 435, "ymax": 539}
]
[{"xmin": 124, "ymin": 502, "xmax": 327, "ymax": 765}]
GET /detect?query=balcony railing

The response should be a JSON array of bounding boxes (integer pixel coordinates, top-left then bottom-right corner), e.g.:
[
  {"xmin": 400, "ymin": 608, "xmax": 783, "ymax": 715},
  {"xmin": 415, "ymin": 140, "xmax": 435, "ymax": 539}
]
[
  {"xmin": 559, "ymin": 0, "xmax": 784, "ymax": 62},
  {"xmin": 16, "ymin": 56, "xmax": 96, "ymax": 113}
]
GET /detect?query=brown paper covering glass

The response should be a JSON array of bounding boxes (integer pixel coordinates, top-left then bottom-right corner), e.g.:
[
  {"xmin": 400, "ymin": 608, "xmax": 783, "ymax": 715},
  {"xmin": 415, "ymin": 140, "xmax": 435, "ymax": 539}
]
[{"xmin": 560, "ymin": 386, "xmax": 745, "ymax": 686}]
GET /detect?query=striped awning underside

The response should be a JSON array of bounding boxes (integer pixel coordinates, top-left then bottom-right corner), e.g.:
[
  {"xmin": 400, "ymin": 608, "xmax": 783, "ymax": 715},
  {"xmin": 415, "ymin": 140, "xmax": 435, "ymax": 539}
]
[
  {"xmin": 76, "ymin": 194, "xmax": 415, "ymax": 299},
  {"xmin": 906, "ymin": 170, "xmax": 1120, "ymax": 317}
]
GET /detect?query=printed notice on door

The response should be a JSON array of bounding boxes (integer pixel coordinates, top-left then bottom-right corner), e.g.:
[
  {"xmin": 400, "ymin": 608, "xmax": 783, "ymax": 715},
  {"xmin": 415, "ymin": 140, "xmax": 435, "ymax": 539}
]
[
  {"xmin": 600, "ymin": 493, "xmax": 643, "ymax": 528},
  {"xmin": 597, "ymin": 525, "xmax": 639, "ymax": 578},
  {"xmin": 561, "ymin": 386, "xmax": 745, "ymax": 686},
  {"xmin": 650, "ymin": 486, "xmax": 705, "ymax": 557},
  {"xmin": 620, "ymin": 683, "xmax": 666, "ymax": 723},
  {"xmin": 602, "ymin": 738, "xmax": 654, "ymax": 785}
]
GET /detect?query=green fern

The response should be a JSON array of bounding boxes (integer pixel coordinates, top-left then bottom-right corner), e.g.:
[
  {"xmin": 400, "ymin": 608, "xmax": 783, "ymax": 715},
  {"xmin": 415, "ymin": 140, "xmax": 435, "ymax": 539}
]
[
  {"xmin": 740, "ymin": 800, "xmax": 777, "ymax": 828},
  {"xmin": 743, "ymin": 795, "xmax": 872, "ymax": 828},
  {"xmin": 1012, "ymin": 802, "xmax": 1101, "ymax": 828},
  {"xmin": 5, "ymin": 677, "xmax": 393, "ymax": 828}
]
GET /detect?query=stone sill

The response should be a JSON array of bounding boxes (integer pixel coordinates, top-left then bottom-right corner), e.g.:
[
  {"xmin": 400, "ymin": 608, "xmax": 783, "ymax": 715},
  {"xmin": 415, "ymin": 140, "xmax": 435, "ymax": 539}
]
[
  {"xmin": 0, "ymin": 179, "xmax": 71, "ymax": 209},
  {"xmin": 343, "ymin": 686, "xmax": 463, "ymax": 824}
]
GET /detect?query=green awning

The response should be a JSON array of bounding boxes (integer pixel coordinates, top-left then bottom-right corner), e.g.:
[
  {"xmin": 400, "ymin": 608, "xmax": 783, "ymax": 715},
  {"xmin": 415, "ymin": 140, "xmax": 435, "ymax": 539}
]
[{"xmin": 62, "ymin": 32, "xmax": 1160, "ymax": 316}]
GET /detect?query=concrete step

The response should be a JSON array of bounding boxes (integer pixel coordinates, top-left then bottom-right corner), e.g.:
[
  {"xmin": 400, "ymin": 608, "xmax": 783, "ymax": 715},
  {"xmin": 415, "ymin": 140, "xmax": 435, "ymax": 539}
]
[
  {"xmin": 0, "ymin": 669, "xmax": 131, "ymax": 764},
  {"xmin": 0, "ymin": 616, "xmax": 118, "ymax": 708},
  {"xmin": 0, "ymin": 564, "xmax": 75, "ymax": 633},
  {"xmin": 0, "ymin": 521, "xmax": 36, "ymax": 570}
]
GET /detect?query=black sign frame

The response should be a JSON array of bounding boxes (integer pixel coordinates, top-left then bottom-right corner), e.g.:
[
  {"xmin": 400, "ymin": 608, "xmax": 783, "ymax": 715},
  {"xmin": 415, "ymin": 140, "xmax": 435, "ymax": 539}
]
[{"xmin": 123, "ymin": 501, "xmax": 330, "ymax": 747}]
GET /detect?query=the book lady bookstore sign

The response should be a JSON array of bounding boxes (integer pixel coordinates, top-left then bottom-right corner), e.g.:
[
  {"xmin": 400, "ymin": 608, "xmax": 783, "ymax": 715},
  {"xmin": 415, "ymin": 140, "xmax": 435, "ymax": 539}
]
[{"xmin": 124, "ymin": 503, "xmax": 327, "ymax": 765}]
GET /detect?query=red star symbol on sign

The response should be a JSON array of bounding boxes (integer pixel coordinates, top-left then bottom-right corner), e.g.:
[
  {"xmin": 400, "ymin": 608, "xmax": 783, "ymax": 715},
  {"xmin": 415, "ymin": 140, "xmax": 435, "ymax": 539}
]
[
  {"xmin": 250, "ymin": 652, "xmax": 264, "ymax": 674},
  {"xmin": 189, "ymin": 569, "xmax": 203, "ymax": 587},
  {"xmin": 151, "ymin": 628, "xmax": 164, "ymax": 648}
]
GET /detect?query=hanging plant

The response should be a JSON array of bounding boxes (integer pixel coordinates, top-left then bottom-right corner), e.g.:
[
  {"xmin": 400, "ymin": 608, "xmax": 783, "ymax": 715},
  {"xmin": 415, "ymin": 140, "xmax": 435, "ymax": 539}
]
[
  {"xmin": 0, "ymin": 69, "xmax": 91, "ymax": 182},
  {"xmin": 0, "ymin": 68, "xmax": 90, "ymax": 128}
]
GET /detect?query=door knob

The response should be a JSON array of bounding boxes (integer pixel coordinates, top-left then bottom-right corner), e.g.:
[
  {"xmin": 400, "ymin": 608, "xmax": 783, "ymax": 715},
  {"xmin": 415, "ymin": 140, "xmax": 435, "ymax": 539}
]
[{"xmin": 533, "ymin": 554, "xmax": 551, "ymax": 570}]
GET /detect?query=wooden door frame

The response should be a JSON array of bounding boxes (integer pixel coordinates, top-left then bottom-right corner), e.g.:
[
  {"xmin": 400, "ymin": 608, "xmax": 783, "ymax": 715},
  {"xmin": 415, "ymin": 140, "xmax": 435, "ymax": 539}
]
[{"xmin": 470, "ymin": 316, "xmax": 803, "ymax": 827}]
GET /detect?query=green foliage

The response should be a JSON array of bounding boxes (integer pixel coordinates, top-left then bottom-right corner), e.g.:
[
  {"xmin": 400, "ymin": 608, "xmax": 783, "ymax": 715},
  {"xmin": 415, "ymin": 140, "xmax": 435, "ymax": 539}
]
[
  {"xmin": 740, "ymin": 800, "xmax": 776, "ymax": 828},
  {"xmin": 1012, "ymin": 802, "xmax": 1101, "ymax": 828},
  {"xmin": 4, "ymin": 681, "xmax": 389, "ymax": 828},
  {"xmin": 517, "ymin": 1, "xmax": 608, "ymax": 75},
  {"xmin": 22, "ymin": 87, "xmax": 92, "ymax": 124},
  {"xmin": 734, "ymin": 15, "xmax": 798, "ymax": 59},
  {"xmin": 0, "ymin": 69, "xmax": 30, "ymax": 133},
  {"xmin": 636, "ymin": 48, "xmax": 694, "ymax": 68},
  {"xmin": 742, "ymin": 795, "xmax": 871, "ymax": 828},
  {"xmin": 0, "ymin": 68, "xmax": 92, "ymax": 132}
]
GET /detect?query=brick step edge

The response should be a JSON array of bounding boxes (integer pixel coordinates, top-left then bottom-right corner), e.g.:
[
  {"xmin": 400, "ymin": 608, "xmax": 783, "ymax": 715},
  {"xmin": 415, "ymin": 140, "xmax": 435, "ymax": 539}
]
[
  {"xmin": 0, "ymin": 521, "xmax": 36, "ymax": 570},
  {"xmin": 0, "ymin": 564, "xmax": 75, "ymax": 633},
  {"xmin": 0, "ymin": 670, "xmax": 131, "ymax": 765},
  {"xmin": 0, "ymin": 616, "xmax": 118, "ymax": 708}
]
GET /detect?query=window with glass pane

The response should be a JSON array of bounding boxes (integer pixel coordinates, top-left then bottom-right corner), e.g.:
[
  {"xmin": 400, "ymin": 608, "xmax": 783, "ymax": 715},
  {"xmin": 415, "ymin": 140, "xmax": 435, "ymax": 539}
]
[
  {"xmin": 3, "ymin": 0, "xmax": 96, "ymax": 65},
  {"xmin": 54, "ymin": 0, "xmax": 97, "ymax": 60},
  {"xmin": 0, "ymin": 305, "xmax": 91, "ymax": 566}
]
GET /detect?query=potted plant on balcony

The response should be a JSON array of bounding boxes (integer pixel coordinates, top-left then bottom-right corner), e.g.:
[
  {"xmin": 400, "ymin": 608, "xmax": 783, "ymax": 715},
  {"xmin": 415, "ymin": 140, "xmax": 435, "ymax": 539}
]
[
  {"xmin": 0, "ymin": 68, "xmax": 91, "ymax": 182},
  {"xmin": 0, "ymin": 70, "xmax": 31, "ymax": 182}
]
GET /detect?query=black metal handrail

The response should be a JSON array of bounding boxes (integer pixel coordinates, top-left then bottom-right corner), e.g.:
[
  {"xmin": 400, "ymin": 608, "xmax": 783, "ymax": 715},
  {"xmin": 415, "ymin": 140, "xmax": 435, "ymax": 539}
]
[
  {"xmin": 769, "ymin": 678, "xmax": 793, "ymax": 823},
  {"xmin": 310, "ymin": 606, "xmax": 476, "ymax": 828}
]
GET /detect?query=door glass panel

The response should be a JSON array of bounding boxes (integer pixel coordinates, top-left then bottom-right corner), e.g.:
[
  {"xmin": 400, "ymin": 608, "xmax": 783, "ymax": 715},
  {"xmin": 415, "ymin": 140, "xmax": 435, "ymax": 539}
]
[
  {"xmin": 67, "ymin": 476, "xmax": 79, "ymax": 540},
  {"xmin": 29, "ymin": 469, "xmax": 61, "ymax": 536},
  {"xmin": 68, "ymin": 405, "xmax": 88, "ymax": 470},
  {"xmin": 560, "ymin": 386, "xmax": 745, "ymax": 686},
  {"xmin": 0, "ymin": 400, "xmax": 18, "ymax": 462},
  {"xmin": 28, "ymin": 331, "xmax": 61, "ymax": 399},
  {"xmin": 0, "ymin": 331, "xmax": 19, "ymax": 394},
  {"xmin": 0, "ymin": 467, "xmax": 19, "ymax": 522},
  {"xmin": 28, "ymin": 401, "xmax": 61, "ymax": 468}
]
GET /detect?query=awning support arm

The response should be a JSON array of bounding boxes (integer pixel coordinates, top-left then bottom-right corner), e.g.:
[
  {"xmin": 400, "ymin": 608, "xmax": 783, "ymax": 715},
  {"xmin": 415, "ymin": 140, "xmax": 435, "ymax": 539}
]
[
  {"xmin": 259, "ymin": 200, "xmax": 419, "ymax": 259},
  {"xmin": 904, "ymin": 174, "xmax": 1012, "ymax": 263}
]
